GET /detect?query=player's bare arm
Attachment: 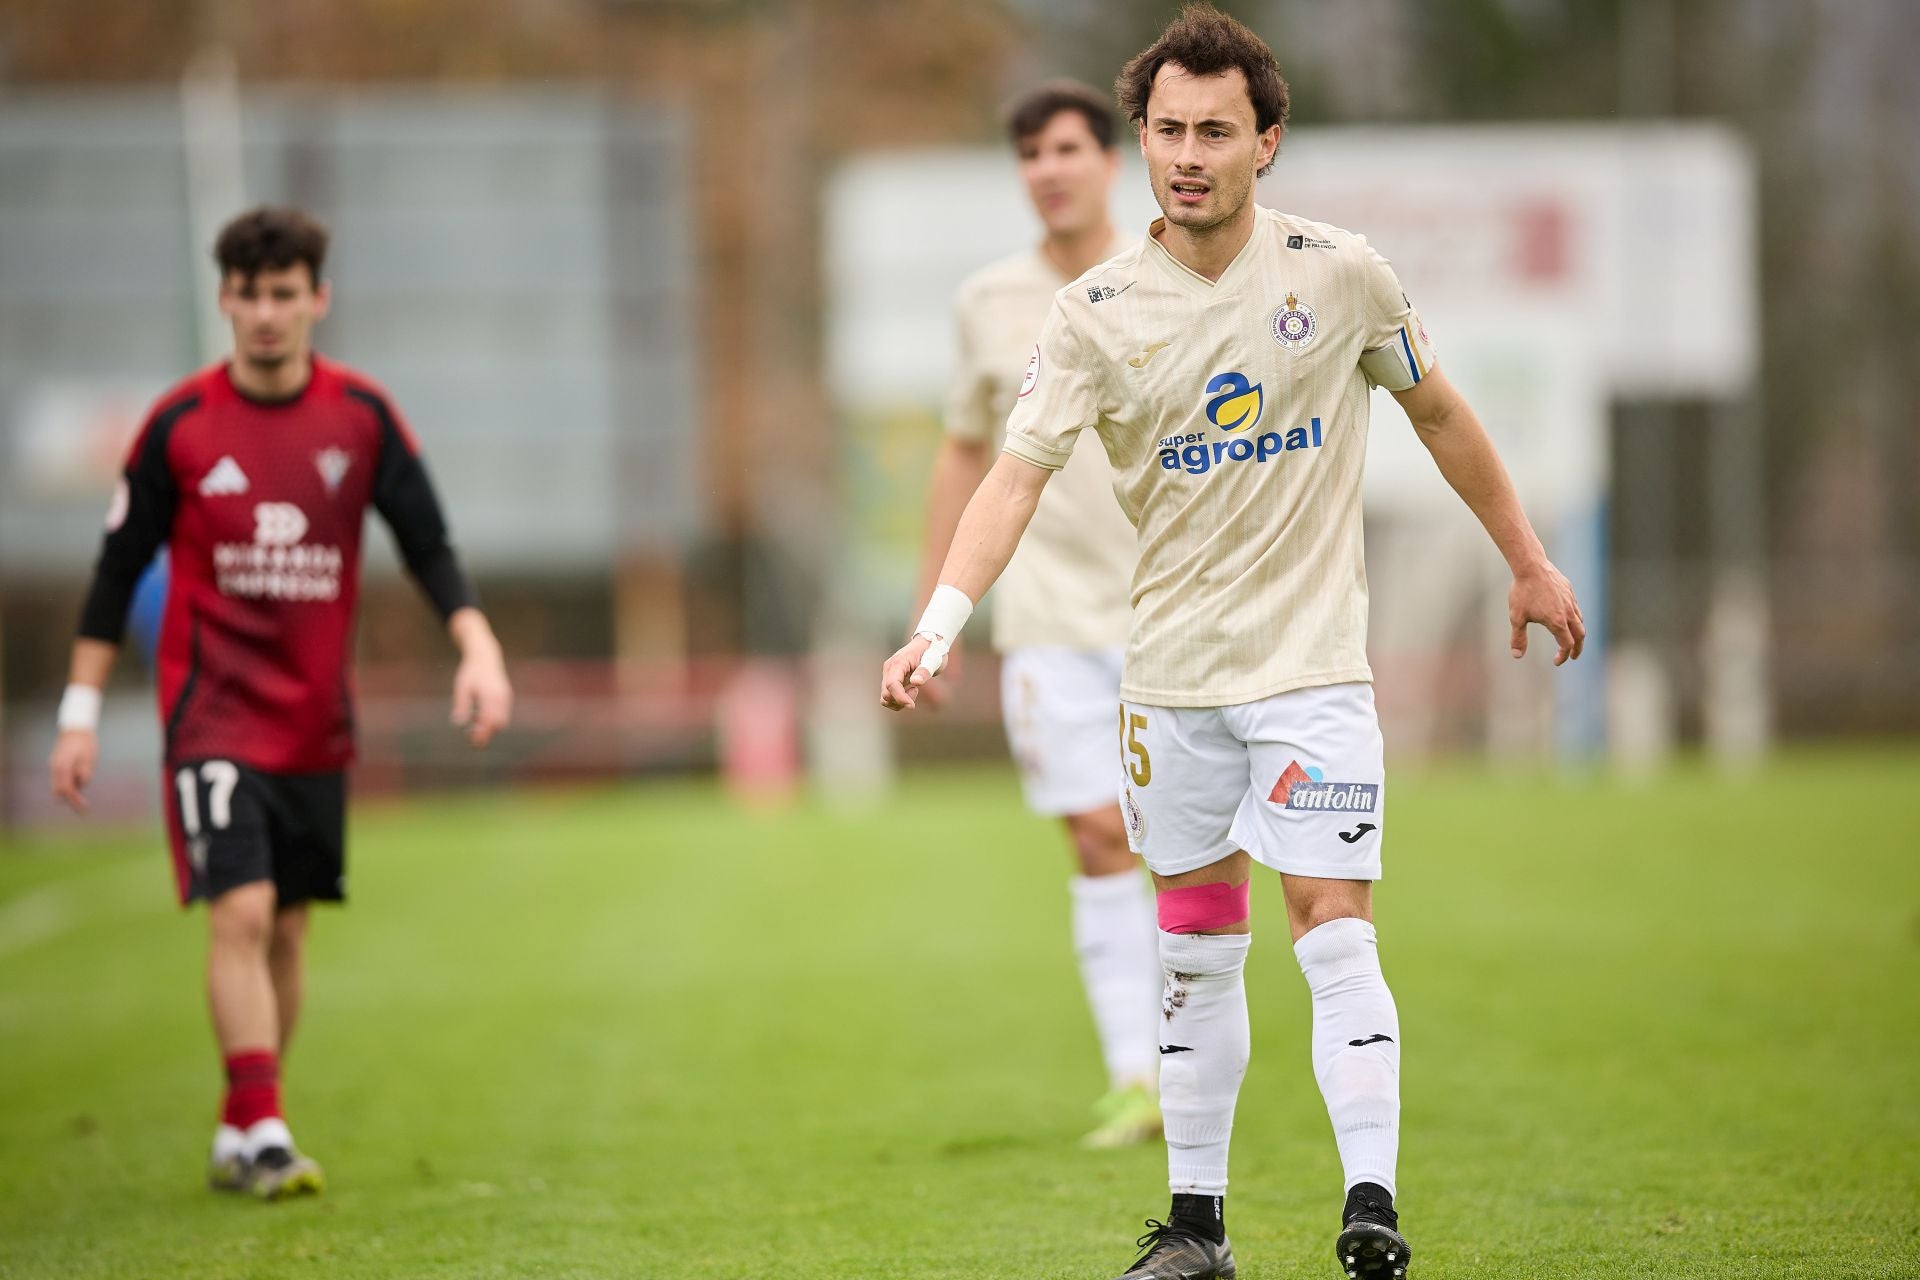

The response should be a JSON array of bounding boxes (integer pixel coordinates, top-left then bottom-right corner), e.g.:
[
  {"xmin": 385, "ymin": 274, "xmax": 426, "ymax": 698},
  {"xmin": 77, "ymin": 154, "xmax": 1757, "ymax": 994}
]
[
  {"xmin": 906, "ymin": 436, "xmax": 994, "ymax": 706},
  {"xmin": 48, "ymin": 637, "xmax": 118, "ymax": 813},
  {"xmin": 1391, "ymin": 367, "xmax": 1586, "ymax": 665},
  {"xmin": 448, "ymin": 606, "xmax": 512, "ymax": 747},
  {"xmin": 880, "ymin": 451, "xmax": 1051, "ymax": 710},
  {"xmin": 912, "ymin": 437, "xmax": 994, "ymax": 612}
]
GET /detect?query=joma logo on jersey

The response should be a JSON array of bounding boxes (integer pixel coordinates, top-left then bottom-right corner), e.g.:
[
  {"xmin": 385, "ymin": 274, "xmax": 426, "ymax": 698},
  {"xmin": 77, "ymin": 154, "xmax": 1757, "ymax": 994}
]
[
  {"xmin": 1267, "ymin": 760, "xmax": 1377, "ymax": 812},
  {"xmin": 1204, "ymin": 371, "xmax": 1263, "ymax": 433},
  {"xmin": 1157, "ymin": 417, "xmax": 1324, "ymax": 476}
]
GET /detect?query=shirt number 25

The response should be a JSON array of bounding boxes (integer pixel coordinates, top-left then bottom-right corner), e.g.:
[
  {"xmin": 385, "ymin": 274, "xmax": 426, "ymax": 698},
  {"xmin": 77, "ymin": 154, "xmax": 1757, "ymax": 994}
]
[{"xmin": 1119, "ymin": 709, "xmax": 1151, "ymax": 787}]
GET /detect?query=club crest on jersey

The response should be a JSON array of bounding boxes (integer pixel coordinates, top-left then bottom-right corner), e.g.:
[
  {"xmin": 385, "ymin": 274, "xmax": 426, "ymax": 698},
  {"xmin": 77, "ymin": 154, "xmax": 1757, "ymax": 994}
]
[
  {"xmin": 104, "ymin": 479, "xmax": 130, "ymax": 531},
  {"xmin": 1267, "ymin": 759, "xmax": 1378, "ymax": 812},
  {"xmin": 314, "ymin": 447, "xmax": 351, "ymax": 495},
  {"xmin": 1203, "ymin": 371, "xmax": 1263, "ymax": 434},
  {"xmin": 1270, "ymin": 292, "xmax": 1318, "ymax": 349},
  {"xmin": 1017, "ymin": 345, "xmax": 1040, "ymax": 398}
]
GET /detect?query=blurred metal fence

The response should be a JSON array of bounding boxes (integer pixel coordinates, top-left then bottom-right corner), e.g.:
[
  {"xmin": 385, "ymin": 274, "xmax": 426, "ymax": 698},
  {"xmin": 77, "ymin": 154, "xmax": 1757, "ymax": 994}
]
[
  {"xmin": 0, "ymin": 86, "xmax": 697, "ymax": 575},
  {"xmin": 0, "ymin": 87, "xmax": 700, "ymax": 821}
]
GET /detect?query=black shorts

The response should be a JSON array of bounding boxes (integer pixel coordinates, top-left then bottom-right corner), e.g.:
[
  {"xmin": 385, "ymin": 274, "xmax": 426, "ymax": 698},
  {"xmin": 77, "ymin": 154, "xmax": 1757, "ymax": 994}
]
[{"xmin": 163, "ymin": 760, "xmax": 346, "ymax": 907}]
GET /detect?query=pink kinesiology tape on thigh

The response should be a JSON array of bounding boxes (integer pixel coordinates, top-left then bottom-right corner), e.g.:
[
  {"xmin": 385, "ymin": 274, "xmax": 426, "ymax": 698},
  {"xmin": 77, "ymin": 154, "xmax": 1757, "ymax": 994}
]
[{"xmin": 1157, "ymin": 881, "xmax": 1251, "ymax": 933}]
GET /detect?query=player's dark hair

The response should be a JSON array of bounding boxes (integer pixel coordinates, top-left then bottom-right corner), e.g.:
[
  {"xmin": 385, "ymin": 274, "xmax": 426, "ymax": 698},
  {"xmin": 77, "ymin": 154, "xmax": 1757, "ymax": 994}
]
[
  {"xmin": 1115, "ymin": 4, "xmax": 1290, "ymax": 177},
  {"xmin": 214, "ymin": 206, "xmax": 330, "ymax": 286},
  {"xmin": 1005, "ymin": 79, "xmax": 1119, "ymax": 152}
]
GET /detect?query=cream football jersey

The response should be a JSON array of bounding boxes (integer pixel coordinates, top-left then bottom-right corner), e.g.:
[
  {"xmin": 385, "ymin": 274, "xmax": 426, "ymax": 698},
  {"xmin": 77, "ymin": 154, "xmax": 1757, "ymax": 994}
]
[
  {"xmin": 945, "ymin": 236, "xmax": 1138, "ymax": 652},
  {"xmin": 1003, "ymin": 206, "xmax": 1438, "ymax": 708}
]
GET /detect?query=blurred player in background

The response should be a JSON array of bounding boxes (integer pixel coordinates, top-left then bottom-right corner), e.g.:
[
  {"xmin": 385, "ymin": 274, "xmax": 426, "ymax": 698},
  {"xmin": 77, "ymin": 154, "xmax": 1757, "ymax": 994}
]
[
  {"xmin": 127, "ymin": 551, "xmax": 169, "ymax": 671},
  {"xmin": 884, "ymin": 8, "xmax": 1584, "ymax": 1278},
  {"xmin": 913, "ymin": 81, "xmax": 1162, "ymax": 1150},
  {"xmin": 47, "ymin": 207, "xmax": 513, "ymax": 1200}
]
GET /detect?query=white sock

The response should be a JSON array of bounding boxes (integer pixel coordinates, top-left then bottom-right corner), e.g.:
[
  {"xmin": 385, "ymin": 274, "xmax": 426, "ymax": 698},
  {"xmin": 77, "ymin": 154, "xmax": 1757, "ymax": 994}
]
[
  {"xmin": 211, "ymin": 1123, "xmax": 246, "ymax": 1161},
  {"xmin": 1294, "ymin": 917, "xmax": 1400, "ymax": 1196},
  {"xmin": 1158, "ymin": 930, "xmax": 1252, "ymax": 1196},
  {"xmin": 1071, "ymin": 871, "xmax": 1163, "ymax": 1090},
  {"xmin": 241, "ymin": 1116, "xmax": 295, "ymax": 1159}
]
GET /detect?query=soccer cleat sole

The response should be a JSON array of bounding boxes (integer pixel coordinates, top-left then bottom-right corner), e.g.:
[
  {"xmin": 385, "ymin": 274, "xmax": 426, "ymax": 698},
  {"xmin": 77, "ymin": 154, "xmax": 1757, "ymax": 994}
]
[
  {"xmin": 207, "ymin": 1157, "xmax": 248, "ymax": 1193},
  {"xmin": 1337, "ymin": 1220, "xmax": 1411, "ymax": 1279},
  {"xmin": 1081, "ymin": 1112, "xmax": 1164, "ymax": 1150},
  {"xmin": 1113, "ymin": 1240, "xmax": 1236, "ymax": 1279},
  {"xmin": 1115, "ymin": 1257, "xmax": 1236, "ymax": 1279},
  {"xmin": 248, "ymin": 1161, "xmax": 324, "ymax": 1201}
]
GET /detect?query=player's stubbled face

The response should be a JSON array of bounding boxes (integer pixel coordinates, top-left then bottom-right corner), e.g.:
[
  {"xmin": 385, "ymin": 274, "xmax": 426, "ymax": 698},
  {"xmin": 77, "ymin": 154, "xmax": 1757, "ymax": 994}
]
[
  {"xmin": 1140, "ymin": 64, "xmax": 1276, "ymax": 233},
  {"xmin": 1017, "ymin": 110, "xmax": 1114, "ymax": 239},
  {"xmin": 220, "ymin": 266, "xmax": 328, "ymax": 371}
]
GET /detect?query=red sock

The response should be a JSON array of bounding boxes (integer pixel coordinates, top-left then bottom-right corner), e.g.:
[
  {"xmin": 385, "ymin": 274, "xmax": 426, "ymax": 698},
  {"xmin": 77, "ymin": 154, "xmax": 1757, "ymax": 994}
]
[{"xmin": 221, "ymin": 1049, "xmax": 282, "ymax": 1130}]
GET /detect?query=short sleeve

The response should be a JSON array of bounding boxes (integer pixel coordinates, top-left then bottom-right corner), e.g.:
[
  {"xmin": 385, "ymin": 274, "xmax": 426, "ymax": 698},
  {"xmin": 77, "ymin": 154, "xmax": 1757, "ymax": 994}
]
[
  {"xmin": 1002, "ymin": 298, "xmax": 1102, "ymax": 470},
  {"xmin": 1354, "ymin": 239, "xmax": 1439, "ymax": 391},
  {"xmin": 941, "ymin": 292, "xmax": 996, "ymax": 444}
]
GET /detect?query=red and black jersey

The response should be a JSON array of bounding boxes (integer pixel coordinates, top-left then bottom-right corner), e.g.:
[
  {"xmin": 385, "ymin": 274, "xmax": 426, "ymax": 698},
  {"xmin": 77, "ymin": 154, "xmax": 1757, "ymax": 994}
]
[{"xmin": 79, "ymin": 356, "xmax": 476, "ymax": 773}]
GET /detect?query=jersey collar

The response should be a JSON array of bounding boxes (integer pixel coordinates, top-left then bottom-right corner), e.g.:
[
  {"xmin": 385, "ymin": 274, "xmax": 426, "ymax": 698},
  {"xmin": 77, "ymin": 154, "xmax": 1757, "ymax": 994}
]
[
  {"xmin": 223, "ymin": 358, "xmax": 317, "ymax": 407},
  {"xmin": 1143, "ymin": 209, "xmax": 1268, "ymax": 296}
]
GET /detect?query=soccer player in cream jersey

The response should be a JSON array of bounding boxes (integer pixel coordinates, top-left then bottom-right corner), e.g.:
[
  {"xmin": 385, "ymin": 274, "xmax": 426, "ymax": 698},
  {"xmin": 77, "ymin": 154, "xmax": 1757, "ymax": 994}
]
[
  {"xmin": 882, "ymin": 9, "xmax": 1586, "ymax": 1279},
  {"xmin": 914, "ymin": 80, "xmax": 1163, "ymax": 1150}
]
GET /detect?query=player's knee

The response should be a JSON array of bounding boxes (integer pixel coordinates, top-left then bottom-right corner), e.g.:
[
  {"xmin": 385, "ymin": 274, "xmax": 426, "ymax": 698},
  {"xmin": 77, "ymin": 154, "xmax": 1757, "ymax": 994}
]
[
  {"xmin": 1293, "ymin": 901, "xmax": 1367, "ymax": 936},
  {"xmin": 1065, "ymin": 808, "xmax": 1132, "ymax": 876},
  {"xmin": 269, "ymin": 908, "xmax": 308, "ymax": 960},
  {"xmin": 1157, "ymin": 880, "xmax": 1250, "ymax": 934},
  {"xmin": 1286, "ymin": 882, "xmax": 1372, "ymax": 938},
  {"xmin": 208, "ymin": 883, "xmax": 276, "ymax": 951}
]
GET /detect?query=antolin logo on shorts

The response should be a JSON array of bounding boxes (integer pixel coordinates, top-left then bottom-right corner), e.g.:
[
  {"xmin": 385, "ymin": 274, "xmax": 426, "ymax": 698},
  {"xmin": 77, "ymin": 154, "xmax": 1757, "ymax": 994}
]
[
  {"xmin": 1267, "ymin": 759, "xmax": 1378, "ymax": 812},
  {"xmin": 1158, "ymin": 416, "xmax": 1324, "ymax": 476}
]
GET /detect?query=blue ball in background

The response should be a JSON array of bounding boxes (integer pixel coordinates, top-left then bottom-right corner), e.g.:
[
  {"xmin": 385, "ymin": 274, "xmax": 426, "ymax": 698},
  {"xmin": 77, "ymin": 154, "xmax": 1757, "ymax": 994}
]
[{"xmin": 127, "ymin": 550, "xmax": 169, "ymax": 673}]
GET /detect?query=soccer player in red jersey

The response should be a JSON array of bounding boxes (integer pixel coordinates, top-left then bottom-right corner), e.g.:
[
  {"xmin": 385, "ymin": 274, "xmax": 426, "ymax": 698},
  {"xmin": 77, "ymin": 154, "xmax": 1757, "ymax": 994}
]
[{"xmin": 47, "ymin": 206, "xmax": 513, "ymax": 1199}]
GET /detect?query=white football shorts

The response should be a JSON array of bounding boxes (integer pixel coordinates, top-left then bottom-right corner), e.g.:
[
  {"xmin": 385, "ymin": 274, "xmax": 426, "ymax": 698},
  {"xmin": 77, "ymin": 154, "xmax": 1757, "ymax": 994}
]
[
  {"xmin": 1000, "ymin": 646, "xmax": 1127, "ymax": 818},
  {"xmin": 1118, "ymin": 681, "xmax": 1386, "ymax": 880}
]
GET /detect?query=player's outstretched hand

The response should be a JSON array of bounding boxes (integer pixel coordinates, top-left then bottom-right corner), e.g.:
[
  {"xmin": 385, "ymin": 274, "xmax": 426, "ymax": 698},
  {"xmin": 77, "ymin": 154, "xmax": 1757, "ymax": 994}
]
[
  {"xmin": 880, "ymin": 634, "xmax": 941, "ymax": 711},
  {"xmin": 49, "ymin": 728, "xmax": 99, "ymax": 814},
  {"xmin": 451, "ymin": 649, "xmax": 513, "ymax": 748},
  {"xmin": 1509, "ymin": 561, "xmax": 1586, "ymax": 666}
]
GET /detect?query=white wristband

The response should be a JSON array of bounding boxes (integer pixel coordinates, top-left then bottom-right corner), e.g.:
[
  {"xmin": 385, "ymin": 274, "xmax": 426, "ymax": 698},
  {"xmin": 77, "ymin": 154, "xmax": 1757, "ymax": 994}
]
[
  {"xmin": 911, "ymin": 584, "xmax": 974, "ymax": 677},
  {"xmin": 57, "ymin": 684, "xmax": 103, "ymax": 733}
]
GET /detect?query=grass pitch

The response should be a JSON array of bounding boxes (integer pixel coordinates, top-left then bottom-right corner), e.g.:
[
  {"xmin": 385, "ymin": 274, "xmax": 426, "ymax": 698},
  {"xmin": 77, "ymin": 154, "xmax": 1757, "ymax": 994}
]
[{"xmin": 1, "ymin": 751, "xmax": 1917, "ymax": 1278}]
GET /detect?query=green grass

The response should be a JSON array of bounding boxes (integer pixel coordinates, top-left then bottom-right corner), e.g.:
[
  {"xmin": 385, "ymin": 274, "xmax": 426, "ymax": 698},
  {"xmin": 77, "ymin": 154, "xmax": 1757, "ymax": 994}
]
[{"xmin": 2, "ymin": 751, "xmax": 1918, "ymax": 1278}]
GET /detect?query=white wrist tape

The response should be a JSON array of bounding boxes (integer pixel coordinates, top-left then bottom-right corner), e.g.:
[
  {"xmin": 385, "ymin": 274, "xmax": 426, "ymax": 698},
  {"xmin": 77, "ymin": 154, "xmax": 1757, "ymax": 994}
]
[
  {"xmin": 911, "ymin": 584, "xmax": 974, "ymax": 677},
  {"xmin": 57, "ymin": 684, "xmax": 103, "ymax": 733}
]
